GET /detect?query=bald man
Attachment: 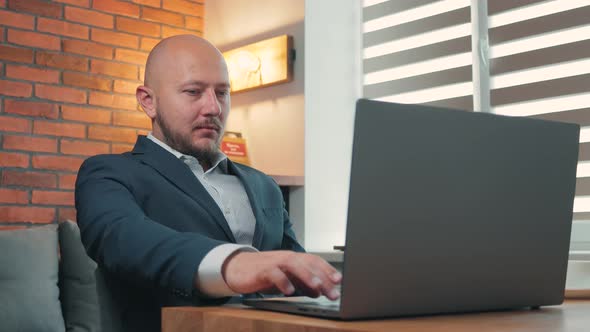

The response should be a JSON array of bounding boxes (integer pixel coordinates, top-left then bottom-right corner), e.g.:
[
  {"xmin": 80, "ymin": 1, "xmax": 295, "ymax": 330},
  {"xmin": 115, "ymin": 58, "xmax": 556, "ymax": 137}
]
[{"xmin": 75, "ymin": 35, "xmax": 341, "ymax": 331}]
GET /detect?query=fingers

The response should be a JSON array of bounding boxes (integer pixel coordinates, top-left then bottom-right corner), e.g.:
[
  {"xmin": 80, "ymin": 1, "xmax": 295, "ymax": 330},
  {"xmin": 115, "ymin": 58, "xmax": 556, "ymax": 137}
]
[
  {"xmin": 265, "ymin": 268, "xmax": 296, "ymax": 295},
  {"xmin": 279, "ymin": 254, "xmax": 341, "ymax": 300}
]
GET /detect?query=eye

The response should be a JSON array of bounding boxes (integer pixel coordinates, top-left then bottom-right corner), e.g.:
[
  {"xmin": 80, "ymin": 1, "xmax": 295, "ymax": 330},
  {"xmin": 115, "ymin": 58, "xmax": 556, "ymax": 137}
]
[
  {"xmin": 216, "ymin": 90, "xmax": 229, "ymax": 98},
  {"xmin": 184, "ymin": 89, "xmax": 202, "ymax": 96}
]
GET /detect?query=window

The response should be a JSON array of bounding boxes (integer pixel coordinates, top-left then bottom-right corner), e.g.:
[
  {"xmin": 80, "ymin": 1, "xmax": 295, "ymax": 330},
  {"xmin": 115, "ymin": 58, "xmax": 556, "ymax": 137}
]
[{"xmin": 362, "ymin": 0, "xmax": 590, "ymax": 253}]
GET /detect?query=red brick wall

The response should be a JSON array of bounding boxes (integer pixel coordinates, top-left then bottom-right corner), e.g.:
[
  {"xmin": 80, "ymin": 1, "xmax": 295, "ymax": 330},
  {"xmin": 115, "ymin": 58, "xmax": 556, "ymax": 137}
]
[{"xmin": 0, "ymin": 0, "xmax": 204, "ymax": 226}]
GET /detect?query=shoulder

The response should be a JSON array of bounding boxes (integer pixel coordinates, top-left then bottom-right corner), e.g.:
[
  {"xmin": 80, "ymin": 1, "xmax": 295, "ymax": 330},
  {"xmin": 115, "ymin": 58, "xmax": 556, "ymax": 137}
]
[{"xmin": 78, "ymin": 153, "xmax": 138, "ymax": 179}]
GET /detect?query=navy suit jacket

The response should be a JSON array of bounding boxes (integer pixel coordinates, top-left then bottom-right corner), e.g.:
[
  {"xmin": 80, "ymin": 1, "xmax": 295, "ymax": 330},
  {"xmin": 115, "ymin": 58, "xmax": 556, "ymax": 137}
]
[{"xmin": 75, "ymin": 135, "xmax": 304, "ymax": 331}]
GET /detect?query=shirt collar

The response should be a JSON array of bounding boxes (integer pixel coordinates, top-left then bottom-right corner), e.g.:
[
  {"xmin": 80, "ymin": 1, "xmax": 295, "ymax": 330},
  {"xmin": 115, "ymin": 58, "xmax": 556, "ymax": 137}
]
[{"xmin": 146, "ymin": 133, "xmax": 228, "ymax": 173}]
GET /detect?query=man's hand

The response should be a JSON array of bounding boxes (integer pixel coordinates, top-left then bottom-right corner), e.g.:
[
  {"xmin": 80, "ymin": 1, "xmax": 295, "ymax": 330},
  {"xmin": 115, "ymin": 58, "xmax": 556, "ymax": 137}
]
[{"xmin": 222, "ymin": 251, "xmax": 342, "ymax": 300}]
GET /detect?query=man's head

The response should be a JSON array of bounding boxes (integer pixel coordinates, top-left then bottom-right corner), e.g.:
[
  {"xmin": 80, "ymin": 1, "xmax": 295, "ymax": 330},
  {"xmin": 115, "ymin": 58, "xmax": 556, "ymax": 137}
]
[{"xmin": 137, "ymin": 35, "xmax": 230, "ymax": 168}]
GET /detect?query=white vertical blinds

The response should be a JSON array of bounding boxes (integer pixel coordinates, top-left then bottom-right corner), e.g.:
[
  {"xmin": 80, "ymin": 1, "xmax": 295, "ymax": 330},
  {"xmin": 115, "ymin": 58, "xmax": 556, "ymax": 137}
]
[{"xmin": 362, "ymin": 0, "xmax": 590, "ymax": 249}]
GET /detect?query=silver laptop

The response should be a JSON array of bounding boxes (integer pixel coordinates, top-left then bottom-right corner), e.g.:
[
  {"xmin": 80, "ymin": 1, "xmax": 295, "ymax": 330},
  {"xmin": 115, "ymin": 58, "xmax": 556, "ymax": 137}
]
[{"xmin": 243, "ymin": 99, "xmax": 580, "ymax": 319}]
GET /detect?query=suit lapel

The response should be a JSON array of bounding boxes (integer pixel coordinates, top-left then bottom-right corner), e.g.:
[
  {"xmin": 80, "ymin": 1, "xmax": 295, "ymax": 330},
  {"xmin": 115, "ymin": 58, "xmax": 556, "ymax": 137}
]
[
  {"xmin": 131, "ymin": 136, "xmax": 236, "ymax": 243},
  {"xmin": 228, "ymin": 161, "xmax": 266, "ymax": 248}
]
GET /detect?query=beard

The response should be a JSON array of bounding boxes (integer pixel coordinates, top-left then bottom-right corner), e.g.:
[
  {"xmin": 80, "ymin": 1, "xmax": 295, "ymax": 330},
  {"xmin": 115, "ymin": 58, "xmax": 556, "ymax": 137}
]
[{"xmin": 155, "ymin": 110, "xmax": 224, "ymax": 168}]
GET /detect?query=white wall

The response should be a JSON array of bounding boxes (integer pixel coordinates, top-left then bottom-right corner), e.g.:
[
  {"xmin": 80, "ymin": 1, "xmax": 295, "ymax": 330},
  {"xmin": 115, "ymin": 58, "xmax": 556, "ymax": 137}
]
[
  {"xmin": 205, "ymin": 0, "xmax": 305, "ymax": 177},
  {"xmin": 304, "ymin": 0, "xmax": 362, "ymax": 251}
]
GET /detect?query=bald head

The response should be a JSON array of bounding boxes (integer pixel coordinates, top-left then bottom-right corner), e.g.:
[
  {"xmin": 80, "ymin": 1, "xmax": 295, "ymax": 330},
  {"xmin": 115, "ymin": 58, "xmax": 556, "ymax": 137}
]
[{"xmin": 144, "ymin": 35, "xmax": 228, "ymax": 90}]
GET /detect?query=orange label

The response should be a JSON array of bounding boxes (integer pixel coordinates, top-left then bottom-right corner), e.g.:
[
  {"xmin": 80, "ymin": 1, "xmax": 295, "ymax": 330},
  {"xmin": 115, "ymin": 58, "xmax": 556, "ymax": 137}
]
[{"xmin": 221, "ymin": 141, "xmax": 248, "ymax": 157}]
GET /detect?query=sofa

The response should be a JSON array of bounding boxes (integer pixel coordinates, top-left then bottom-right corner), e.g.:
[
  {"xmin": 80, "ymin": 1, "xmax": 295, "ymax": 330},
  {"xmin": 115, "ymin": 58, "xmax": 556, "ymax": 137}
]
[{"xmin": 0, "ymin": 221, "xmax": 122, "ymax": 332}]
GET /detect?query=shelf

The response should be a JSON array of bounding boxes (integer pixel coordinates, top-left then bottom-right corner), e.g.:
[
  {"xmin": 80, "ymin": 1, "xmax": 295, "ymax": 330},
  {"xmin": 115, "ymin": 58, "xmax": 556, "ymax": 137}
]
[{"xmin": 270, "ymin": 175, "xmax": 304, "ymax": 186}]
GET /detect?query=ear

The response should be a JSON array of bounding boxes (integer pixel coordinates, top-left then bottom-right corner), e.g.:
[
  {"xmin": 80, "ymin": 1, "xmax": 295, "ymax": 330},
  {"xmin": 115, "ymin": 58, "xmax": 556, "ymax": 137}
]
[{"xmin": 136, "ymin": 86, "xmax": 157, "ymax": 120}]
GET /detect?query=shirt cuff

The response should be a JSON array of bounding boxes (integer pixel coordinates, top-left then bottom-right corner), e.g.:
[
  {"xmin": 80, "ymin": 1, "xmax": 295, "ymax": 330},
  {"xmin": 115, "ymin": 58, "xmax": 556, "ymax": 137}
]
[{"xmin": 196, "ymin": 243, "xmax": 258, "ymax": 298}]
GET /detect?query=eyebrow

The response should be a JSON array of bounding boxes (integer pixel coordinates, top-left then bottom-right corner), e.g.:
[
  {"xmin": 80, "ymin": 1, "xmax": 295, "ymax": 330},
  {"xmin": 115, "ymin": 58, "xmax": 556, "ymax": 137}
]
[{"xmin": 181, "ymin": 80, "xmax": 230, "ymax": 89}]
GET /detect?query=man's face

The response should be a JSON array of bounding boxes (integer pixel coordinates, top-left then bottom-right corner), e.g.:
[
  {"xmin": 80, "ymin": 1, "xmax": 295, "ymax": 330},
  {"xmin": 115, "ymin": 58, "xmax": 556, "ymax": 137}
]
[{"xmin": 152, "ymin": 47, "xmax": 231, "ymax": 161}]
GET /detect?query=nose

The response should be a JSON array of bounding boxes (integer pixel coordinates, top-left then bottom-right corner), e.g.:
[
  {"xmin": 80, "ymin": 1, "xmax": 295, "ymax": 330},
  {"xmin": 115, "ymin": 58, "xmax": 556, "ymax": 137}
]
[{"xmin": 201, "ymin": 88, "xmax": 221, "ymax": 117}]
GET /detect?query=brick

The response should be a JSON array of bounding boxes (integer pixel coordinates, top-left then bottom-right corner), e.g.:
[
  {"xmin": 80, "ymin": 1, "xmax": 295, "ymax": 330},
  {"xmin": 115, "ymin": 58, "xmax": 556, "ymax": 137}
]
[
  {"xmin": 113, "ymin": 111, "xmax": 151, "ymax": 129},
  {"xmin": 7, "ymin": 30, "xmax": 61, "ymax": 50},
  {"xmin": 141, "ymin": 7, "xmax": 183, "ymax": 27},
  {"xmin": 0, "ymin": 206, "xmax": 55, "ymax": 223},
  {"xmin": 114, "ymin": 48, "xmax": 149, "ymax": 65},
  {"xmin": 58, "ymin": 207, "xmax": 76, "ymax": 221},
  {"xmin": 185, "ymin": 16, "xmax": 203, "ymax": 31},
  {"xmin": 36, "ymin": 51, "xmax": 88, "ymax": 71},
  {"xmin": 3, "ymin": 135, "xmax": 57, "ymax": 153},
  {"xmin": 162, "ymin": 0, "xmax": 203, "ymax": 17},
  {"xmin": 1, "ymin": 170, "xmax": 57, "ymax": 188},
  {"xmin": 93, "ymin": 0, "xmax": 139, "ymax": 18},
  {"xmin": 139, "ymin": 66, "xmax": 145, "ymax": 81},
  {"xmin": 0, "ymin": 189, "xmax": 28, "ymax": 204},
  {"xmin": 0, "ymin": 10, "xmax": 35, "ymax": 29},
  {"xmin": 0, "ymin": 115, "xmax": 31, "ymax": 133},
  {"xmin": 32, "ymin": 190, "xmax": 74, "ymax": 206},
  {"xmin": 8, "ymin": 0, "xmax": 62, "ymax": 18},
  {"xmin": 4, "ymin": 100, "xmax": 59, "ymax": 119},
  {"xmin": 33, "ymin": 120, "xmax": 86, "ymax": 138},
  {"xmin": 111, "ymin": 143, "xmax": 133, "ymax": 153},
  {"xmin": 5, "ymin": 65, "xmax": 60, "ymax": 84},
  {"xmin": 0, "ymin": 27, "xmax": 3, "ymax": 42},
  {"xmin": 0, "ymin": 45, "xmax": 33, "ymax": 63},
  {"xmin": 54, "ymin": 0, "xmax": 90, "ymax": 8},
  {"xmin": 132, "ymin": 0, "xmax": 160, "ymax": 7},
  {"xmin": 63, "ymin": 71, "xmax": 112, "ymax": 91},
  {"xmin": 0, "ymin": 0, "xmax": 5, "ymax": 7},
  {"xmin": 62, "ymin": 39, "xmax": 113, "ymax": 59},
  {"xmin": 58, "ymin": 174, "xmax": 77, "ymax": 189},
  {"xmin": 0, "ymin": 80, "xmax": 32, "ymax": 97},
  {"xmin": 0, "ymin": 152, "xmax": 29, "ymax": 167},
  {"xmin": 116, "ymin": 17, "xmax": 160, "ymax": 37},
  {"xmin": 113, "ymin": 80, "xmax": 139, "ymax": 94},
  {"xmin": 136, "ymin": 129, "xmax": 149, "ymax": 136},
  {"xmin": 35, "ymin": 84, "xmax": 87, "ymax": 104},
  {"xmin": 32, "ymin": 155, "xmax": 85, "ymax": 172},
  {"xmin": 161, "ymin": 26, "xmax": 200, "ymax": 39},
  {"xmin": 65, "ymin": 6, "xmax": 113, "ymax": 29},
  {"xmin": 88, "ymin": 125, "xmax": 137, "ymax": 143},
  {"xmin": 90, "ymin": 59, "xmax": 138, "ymax": 80},
  {"xmin": 37, "ymin": 17, "xmax": 89, "ymax": 39},
  {"xmin": 61, "ymin": 105, "xmax": 112, "ymax": 124},
  {"xmin": 140, "ymin": 37, "xmax": 159, "ymax": 52},
  {"xmin": 89, "ymin": 91, "xmax": 138, "ymax": 110},
  {"xmin": 91, "ymin": 28, "xmax": 139, "ymax": 48},
  {"xmin": 60, "ymin": 139, "xmax": 109, "ymax": 156}
]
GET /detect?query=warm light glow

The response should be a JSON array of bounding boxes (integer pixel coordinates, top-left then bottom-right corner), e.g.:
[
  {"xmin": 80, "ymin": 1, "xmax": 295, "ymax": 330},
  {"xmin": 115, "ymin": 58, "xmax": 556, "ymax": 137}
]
[
  {"xmin": 363, "ymin": 0, "xmax": 388, "ymax": 8},
  {"xmin": 580, "ymin": 127, "xmax": 590, "ymax": 143},
  {"xmin": 577, "ymin": 161, "xmax": 590, "ymax": 177},
  {"xmin": 364, "ymin": 23, "xmax": 470, "ymax": 59},
  {"xmin": 364, "ymin": 0, "xmax": 470, "ymax": 33},
  {"xmin": 573, "ymin": 196, "xmax": 590, "ymax": 213},
  {"xmin": 489, "ymin": 0, "xmax": 589, "ymax": 28},
  {"xmin": 490, "ymin": 24, "xmax": 590, "ymax": 59},
  {"xmin": 491, "ymin": 58, "xmax": 590, "ymax": 90},
  {"xmin": 223, "ymin": 35, "xmax": 293, "ymax": 93},
  {"xmin": 491, "ymin": 92, "xmax": 590, "ymax": 116},
  {"xmin": 376, "ymin": 81, "xmax": 472, "ymax": 104},
  {"xmin": 364, "ymin": 52, "xmax": 471, "ymax": 85}
]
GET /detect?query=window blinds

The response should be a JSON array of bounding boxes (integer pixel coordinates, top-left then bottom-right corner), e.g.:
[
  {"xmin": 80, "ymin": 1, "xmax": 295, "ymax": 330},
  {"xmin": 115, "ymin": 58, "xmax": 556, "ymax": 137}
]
[{"xmin": 363, "ymin": 0, "xmax": 590, "ymax": 249}]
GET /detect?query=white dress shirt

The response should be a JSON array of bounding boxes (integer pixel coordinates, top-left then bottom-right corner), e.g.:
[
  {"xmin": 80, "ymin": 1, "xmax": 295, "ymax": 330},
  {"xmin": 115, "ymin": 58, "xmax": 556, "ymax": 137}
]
[{"xmin": 147, "ymin": 134, "xmax": 258, "ymax": 297}]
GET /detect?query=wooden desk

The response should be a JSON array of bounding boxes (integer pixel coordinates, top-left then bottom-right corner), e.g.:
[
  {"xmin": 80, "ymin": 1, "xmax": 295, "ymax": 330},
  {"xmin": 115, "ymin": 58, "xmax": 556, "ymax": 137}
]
[{"xmin": 162, "ymin": 300, "xmax": 590, "ymax": 332}]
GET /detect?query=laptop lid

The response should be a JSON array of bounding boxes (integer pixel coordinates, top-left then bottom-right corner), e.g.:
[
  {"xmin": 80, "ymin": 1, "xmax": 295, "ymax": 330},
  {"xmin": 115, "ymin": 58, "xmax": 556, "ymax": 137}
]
[{"xmin": 338, "ymin": 99, "xmax": 579, "ymax": 319}]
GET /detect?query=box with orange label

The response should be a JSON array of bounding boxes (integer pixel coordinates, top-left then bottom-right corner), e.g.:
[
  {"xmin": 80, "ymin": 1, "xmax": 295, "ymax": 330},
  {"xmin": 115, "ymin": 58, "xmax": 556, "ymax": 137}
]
[{"xmin": 221, "ymin": 132, "xmax": 250, "ymax": 165}]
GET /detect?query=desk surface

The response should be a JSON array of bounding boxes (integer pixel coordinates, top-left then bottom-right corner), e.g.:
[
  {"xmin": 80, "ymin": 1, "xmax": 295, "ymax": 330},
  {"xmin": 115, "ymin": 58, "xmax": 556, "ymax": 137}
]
[{"xmin": 162, "ymin": 300, "xmax": 590, "ymax": 332}]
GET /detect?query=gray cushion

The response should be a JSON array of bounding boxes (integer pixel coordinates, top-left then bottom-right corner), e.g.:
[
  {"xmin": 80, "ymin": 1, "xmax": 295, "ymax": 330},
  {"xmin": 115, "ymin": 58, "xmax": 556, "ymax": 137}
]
[
  {"xmin": 0, "ymin": 224, "xmax": 65, "ymax": 332},
  {"xmin": 58, "ymin": 220, "xmax": 122, "ymax": 332}
]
